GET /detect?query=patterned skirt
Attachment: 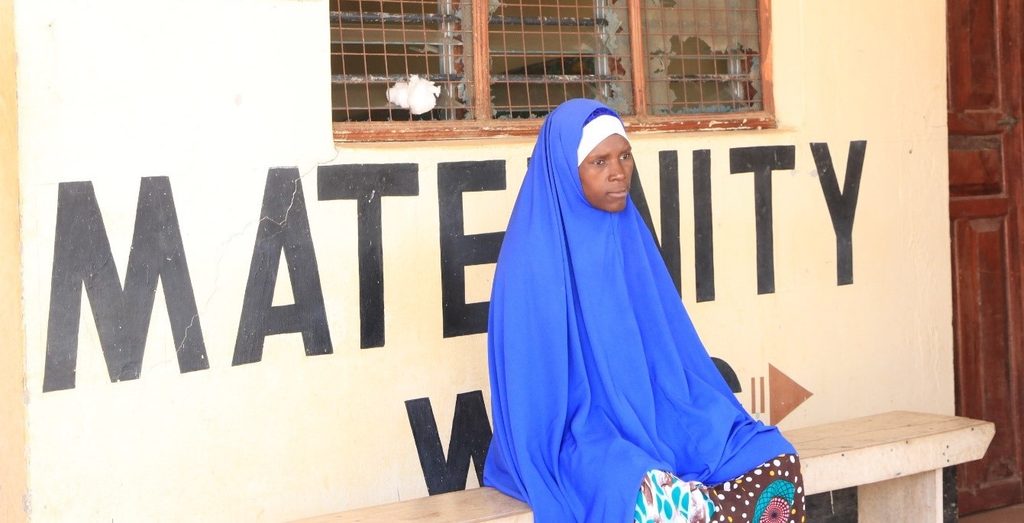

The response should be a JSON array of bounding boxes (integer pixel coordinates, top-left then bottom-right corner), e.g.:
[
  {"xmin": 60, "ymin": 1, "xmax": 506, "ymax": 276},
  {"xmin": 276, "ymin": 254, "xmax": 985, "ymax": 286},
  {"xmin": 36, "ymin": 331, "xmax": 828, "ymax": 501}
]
[{"xmin": 634, "ymin": 453, "xmax": 806, "ymax": 523}]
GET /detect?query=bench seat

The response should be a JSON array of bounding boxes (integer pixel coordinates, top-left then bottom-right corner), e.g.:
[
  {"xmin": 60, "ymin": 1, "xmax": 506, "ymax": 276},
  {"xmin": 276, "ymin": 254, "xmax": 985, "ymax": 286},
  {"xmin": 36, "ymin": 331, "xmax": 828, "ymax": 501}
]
[{"xmin": 296, "ymin": 410, "xmax": 994, "ymax": 522}]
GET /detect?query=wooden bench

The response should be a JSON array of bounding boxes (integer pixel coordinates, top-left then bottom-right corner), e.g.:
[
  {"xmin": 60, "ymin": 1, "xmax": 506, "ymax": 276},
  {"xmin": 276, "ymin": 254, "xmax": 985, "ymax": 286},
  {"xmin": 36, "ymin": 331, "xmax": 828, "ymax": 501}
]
[{"xmin": 296, "ymin": 411, "xmax": 994, "ymax": 523}]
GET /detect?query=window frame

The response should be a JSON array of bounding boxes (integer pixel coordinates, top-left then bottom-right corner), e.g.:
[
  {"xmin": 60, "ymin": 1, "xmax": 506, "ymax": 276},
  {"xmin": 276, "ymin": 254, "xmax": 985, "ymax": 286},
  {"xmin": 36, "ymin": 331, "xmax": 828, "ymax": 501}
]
[{"xmin": 332, "ymin": 0, "xmax": 774, "ymax": 142}]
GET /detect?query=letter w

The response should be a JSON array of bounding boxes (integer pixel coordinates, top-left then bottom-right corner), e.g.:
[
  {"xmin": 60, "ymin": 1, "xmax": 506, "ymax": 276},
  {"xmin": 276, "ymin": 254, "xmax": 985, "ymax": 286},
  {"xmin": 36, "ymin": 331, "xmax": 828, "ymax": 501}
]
[{"xmin": 405, "ymin": 391, "xmax": 492, "ymax": 495}]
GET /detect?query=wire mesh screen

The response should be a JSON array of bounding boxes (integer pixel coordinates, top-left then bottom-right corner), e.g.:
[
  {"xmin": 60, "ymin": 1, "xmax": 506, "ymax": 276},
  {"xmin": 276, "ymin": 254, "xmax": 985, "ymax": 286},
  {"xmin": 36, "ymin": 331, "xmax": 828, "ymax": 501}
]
[
  {"xmin": 489, "ymin": 0, "xmax": 632, "ymax": 119},
  {"xmin": 643, "ymin": 0, "xmax": 761, "ymax": 114},
  {"xmin": 330, "ymin": 0, "xmax": 473, "ymax": 121},
  {"xmin": 330, "ymin": 0, "xmax": 767, "ymax": 127}
]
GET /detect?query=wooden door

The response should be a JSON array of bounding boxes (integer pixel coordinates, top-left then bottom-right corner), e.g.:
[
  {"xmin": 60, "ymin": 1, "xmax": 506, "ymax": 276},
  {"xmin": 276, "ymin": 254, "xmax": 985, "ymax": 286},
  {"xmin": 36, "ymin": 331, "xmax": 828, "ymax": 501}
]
[{"xmin": 948, "ymin": 0, "xmax": 1024, "ymax": 514}]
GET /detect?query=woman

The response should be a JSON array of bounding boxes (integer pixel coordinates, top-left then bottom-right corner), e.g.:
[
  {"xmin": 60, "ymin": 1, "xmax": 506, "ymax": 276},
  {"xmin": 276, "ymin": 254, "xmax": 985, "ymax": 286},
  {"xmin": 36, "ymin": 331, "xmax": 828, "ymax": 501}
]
[{"xmin": 483, "ymin": 99, "xmax": 806, "ymax": 523}]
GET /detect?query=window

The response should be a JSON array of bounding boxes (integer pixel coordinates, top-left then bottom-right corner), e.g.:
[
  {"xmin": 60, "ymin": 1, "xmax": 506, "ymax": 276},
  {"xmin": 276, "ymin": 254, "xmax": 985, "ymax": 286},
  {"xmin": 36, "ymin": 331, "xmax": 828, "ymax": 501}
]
[{"xmin": 330, "ymin": 0, "xmax": 770, "ymax": 140}]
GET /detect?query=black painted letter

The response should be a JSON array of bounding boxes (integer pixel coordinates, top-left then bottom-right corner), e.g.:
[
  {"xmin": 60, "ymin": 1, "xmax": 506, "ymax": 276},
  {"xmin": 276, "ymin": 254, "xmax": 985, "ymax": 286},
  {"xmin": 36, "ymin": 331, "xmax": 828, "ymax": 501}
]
[
  {"xmin": 437, "ymin": 161, "xmax": 506, "ymax": 338},
  {"xmin": 318, "ymin": 163, "xmax": 419, "ymax": 348},
  {"xmin": 692, "ymin": 149, "xmax": 715, "ymax": 302},
  {"xmin": 43, "ymin": 178, "xmax": 208, "ymax": 392},
  {"xmin": 810, "ymin": 141, "xmax": 866, "ymax": 285},
  {"xmin": 233, "ymin": 168, "xmax": 332, "ymax": 365},
  {"xmin": 629, "ymin": 160, "xmax": 682, "ymax": 295},
  {"xmin": 405, "ymin": 391, "xmax": 492, "ymax": 495},
  {"xmin": 712, "ymin": 357, "xmax": 742, "ymax": 393},
  {"xmin": 729, "ymin": 146, "xmax": 796, "ymax": 294}
]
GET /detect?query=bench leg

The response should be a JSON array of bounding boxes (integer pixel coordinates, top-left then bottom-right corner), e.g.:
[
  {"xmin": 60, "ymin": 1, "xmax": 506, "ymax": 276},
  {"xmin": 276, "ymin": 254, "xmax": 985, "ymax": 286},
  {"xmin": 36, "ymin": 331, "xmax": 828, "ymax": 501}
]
[{"xmin": 857, "ymin": 468, "xmax": 942, "ymax": 523}]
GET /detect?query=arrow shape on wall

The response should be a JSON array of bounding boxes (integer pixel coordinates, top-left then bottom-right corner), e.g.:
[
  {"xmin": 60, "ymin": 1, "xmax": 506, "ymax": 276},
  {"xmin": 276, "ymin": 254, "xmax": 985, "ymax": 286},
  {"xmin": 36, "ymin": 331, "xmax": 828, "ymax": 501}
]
[{"xmin": 769, "ymin": 364, "xmax": 813, "ymax": 425}]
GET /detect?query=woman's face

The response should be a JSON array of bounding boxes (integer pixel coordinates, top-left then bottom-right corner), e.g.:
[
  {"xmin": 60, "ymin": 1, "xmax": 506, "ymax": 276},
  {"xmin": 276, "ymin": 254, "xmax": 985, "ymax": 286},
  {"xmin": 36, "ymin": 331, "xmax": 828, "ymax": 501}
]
[{"xmin": 578, "ymin": 134, "xmax": 634, "ymax": 212}]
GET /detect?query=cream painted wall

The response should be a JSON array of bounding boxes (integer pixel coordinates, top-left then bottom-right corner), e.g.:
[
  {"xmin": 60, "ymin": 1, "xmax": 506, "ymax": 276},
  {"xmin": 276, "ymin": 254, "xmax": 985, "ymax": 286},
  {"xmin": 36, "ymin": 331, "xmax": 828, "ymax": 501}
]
[
  {"xmin": 11, "ymin": 0, "xmax": 950, "ymax": 521},
  {"xmin": 1, "ymin": 0, "xmax": 29, "ymax": 520}
]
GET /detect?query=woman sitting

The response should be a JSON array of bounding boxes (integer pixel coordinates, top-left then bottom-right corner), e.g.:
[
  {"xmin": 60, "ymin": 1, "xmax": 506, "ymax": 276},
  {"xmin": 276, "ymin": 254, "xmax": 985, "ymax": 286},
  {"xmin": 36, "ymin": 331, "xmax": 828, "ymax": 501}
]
[{"xmin": 483, "ymin": 98, "xmax": 806, "ymax": 523}]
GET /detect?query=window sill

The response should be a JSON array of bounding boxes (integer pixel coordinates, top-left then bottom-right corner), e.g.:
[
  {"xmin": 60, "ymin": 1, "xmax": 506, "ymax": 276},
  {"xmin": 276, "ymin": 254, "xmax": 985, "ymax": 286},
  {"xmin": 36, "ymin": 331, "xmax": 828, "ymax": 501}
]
[{"xmin": 332, "ymin": 111, "xmax": 777, "ymax": 143}]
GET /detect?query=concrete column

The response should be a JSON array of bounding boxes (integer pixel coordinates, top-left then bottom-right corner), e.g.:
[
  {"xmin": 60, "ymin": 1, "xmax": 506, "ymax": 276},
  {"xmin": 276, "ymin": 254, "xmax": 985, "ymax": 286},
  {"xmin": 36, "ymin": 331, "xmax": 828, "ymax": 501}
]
[{"xmin": 858, "ymin": 469, "xmax": 943, "ymax": 523}]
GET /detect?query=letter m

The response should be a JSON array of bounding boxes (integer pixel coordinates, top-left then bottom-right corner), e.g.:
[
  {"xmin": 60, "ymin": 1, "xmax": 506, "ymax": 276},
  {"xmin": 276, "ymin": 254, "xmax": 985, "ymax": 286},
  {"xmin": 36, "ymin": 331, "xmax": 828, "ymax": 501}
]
[{"xmin": 43, "ymin": 178, "xmax": 209, "ymax": 392}]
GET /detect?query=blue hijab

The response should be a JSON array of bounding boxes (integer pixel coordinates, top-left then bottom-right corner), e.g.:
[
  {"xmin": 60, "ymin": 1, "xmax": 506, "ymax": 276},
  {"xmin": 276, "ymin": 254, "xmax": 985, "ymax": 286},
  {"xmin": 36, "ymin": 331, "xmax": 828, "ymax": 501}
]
[{"xmin": 483, "ymin": 99, "xmax": 794, "ymax": 522}]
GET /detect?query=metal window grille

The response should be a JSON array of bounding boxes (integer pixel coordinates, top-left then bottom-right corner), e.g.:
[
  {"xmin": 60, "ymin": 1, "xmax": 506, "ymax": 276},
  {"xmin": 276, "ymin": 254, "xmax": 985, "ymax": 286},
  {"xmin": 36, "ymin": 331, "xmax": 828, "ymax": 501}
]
[
  {"xmin": 330, "ymin": 0, "xmax": 768, "ymax": 137},
  {"xmin": 488, "ymin": 0, "xmax": 632, "ymax": 119},
  {"xmin": 330, "ymin": 0, "xmax": 471, "ymax": 122},
  {"xmin": 643, "ymin": 0, "xmax": 762, "ymax": 115}
]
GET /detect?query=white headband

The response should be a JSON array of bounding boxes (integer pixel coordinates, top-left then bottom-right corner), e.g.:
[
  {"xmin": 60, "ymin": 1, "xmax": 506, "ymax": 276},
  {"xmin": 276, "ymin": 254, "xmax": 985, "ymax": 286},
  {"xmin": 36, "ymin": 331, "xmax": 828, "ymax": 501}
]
[{"xmin": 577, "ymin": 114, "xmax": 629, "ymax": 166}]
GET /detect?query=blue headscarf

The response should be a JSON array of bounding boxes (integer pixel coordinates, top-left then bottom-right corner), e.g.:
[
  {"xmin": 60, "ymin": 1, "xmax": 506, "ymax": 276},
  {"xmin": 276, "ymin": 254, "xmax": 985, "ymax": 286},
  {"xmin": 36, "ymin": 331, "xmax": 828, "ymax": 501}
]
[{"xmin": 483, "ymin": 99, "xmax": 794, "ymax": 522}]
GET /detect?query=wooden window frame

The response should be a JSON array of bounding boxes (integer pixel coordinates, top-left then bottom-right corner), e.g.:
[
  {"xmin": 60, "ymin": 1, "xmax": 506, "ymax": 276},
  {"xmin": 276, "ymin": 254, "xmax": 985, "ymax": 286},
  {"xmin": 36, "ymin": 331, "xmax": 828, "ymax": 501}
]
[{"xmin": 332, "ymin": 0, "xmax": 773, "ymax": 142}]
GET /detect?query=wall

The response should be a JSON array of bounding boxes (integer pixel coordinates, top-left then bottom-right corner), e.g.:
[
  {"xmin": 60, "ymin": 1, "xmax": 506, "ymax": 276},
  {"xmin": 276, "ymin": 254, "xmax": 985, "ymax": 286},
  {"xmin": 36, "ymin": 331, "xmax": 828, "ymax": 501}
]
[
  {"xmin": 1, "ymin": 0, "xmax": 28, "ymax": 520},
  {"xmin": 11, "ymin": 0, "xmax": 951, "ymax": 521}
]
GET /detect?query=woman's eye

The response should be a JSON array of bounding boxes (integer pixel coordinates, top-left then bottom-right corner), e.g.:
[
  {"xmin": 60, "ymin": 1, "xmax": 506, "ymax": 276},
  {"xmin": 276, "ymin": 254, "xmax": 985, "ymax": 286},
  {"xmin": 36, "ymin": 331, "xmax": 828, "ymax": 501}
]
[{"xmin": 621, "ymin": 153, "xmax": 632, "ymax": 160}]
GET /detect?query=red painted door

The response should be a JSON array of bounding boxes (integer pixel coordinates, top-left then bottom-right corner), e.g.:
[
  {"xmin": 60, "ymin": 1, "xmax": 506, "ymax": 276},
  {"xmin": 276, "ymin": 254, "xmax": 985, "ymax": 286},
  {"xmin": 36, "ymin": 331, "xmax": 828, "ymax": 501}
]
[{"xmin": 947, "ymin": 0, "xmax": 1024, "ymax": 514}]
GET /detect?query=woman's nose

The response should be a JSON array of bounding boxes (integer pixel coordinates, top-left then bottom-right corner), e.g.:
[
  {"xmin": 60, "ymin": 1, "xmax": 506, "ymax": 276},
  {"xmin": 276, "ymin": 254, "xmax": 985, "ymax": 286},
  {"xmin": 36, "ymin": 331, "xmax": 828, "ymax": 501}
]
[{"xmin": 609, "ymin": 165, "xmax": 624, "ymax": 180}]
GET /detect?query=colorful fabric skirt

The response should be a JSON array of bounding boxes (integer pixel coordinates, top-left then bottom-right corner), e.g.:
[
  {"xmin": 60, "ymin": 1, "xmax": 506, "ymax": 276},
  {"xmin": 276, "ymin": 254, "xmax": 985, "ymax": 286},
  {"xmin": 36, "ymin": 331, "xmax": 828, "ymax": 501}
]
[{"xmin": 634, "ymin": 453, "xmax": 805, "ymax": 523}]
